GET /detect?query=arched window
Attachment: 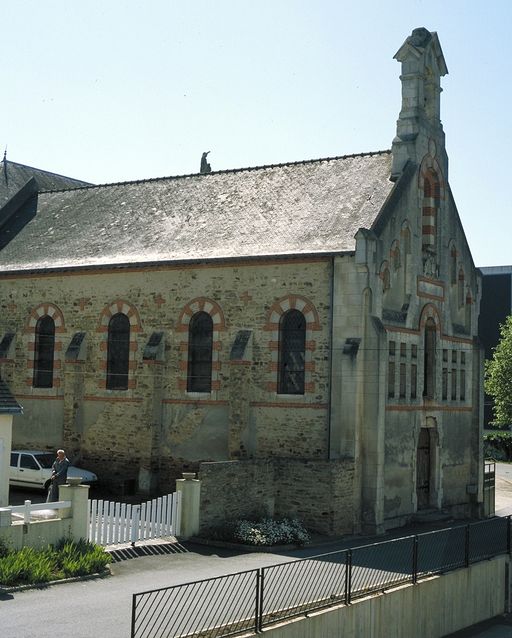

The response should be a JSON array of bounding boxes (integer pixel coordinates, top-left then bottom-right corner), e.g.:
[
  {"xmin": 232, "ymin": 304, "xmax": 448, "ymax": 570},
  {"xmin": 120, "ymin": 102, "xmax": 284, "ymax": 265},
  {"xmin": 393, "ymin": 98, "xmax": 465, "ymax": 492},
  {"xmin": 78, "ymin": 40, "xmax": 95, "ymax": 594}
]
[
  {"xmin": 458, "ymin": 269, "xmax": 465, "ymax": 308},
  {"xmin": 450, "ymin": 246, "xmax": 457, "ymax": 285},
  {"xmin": 106, "ymin": 313, "xmax": 130, "ymax": 390},
  {"xmin": 423, "ymin": 318, "xmax": 436, "ymax": 399},
  {"xmin": 187, "ymin": 312, "xmax": 213, "ymax": 392},
  {"xmin": 382, "ymin": 267, "xmax": 391, "ymax": 292},
  {"xmin": 278, "ymin": 309, "xmax": 306, "ymax": 395},
  {"xmin": 33, "ymin": 315, "xmax": 55, "ymax": 388},
  {"xmin": 422, "ymin": 169, "xmax": 440, "ymax": 251}
]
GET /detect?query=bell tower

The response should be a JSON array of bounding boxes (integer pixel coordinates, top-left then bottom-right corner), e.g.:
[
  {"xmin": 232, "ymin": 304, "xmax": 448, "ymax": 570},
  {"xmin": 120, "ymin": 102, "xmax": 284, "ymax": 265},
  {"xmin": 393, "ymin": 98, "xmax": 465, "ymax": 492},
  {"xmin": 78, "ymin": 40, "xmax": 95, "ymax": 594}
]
[{"xmin": 391, "ymin": 28, "xmax": 448, "ymax": 180}]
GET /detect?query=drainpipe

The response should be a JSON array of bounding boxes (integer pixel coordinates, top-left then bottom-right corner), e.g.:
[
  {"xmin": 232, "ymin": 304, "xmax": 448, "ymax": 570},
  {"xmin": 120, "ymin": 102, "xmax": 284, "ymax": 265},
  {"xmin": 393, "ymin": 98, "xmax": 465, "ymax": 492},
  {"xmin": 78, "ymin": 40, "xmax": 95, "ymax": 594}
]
[{"xmin": 327, "ymin": 256, "xmax": 335, "ymax": 459}]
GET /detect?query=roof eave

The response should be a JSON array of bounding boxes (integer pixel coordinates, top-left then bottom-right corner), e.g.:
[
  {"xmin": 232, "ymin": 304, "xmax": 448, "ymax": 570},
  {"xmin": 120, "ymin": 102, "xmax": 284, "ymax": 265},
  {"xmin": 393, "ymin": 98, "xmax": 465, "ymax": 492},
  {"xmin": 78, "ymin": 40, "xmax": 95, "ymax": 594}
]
[{"xmin": 0, "ymin": 250, "xmax": 356, "ymax": 277}]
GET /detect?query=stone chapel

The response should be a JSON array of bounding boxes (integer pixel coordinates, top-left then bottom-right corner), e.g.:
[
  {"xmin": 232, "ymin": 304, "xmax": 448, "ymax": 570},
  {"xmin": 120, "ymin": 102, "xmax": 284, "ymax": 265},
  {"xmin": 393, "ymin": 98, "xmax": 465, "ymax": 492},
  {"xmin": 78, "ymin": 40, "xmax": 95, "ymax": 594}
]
[{"xmin": 0, "ymin": 28, "xmax": 483, "ymax": 535}]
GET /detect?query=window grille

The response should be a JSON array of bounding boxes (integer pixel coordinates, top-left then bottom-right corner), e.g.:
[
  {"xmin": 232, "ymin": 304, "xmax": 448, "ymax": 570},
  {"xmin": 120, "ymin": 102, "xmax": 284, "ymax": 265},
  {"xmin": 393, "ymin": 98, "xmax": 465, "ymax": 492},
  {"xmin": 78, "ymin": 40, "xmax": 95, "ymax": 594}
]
[
  {"xmin": 33, "ymin": 315, "xmax": 55, "ymax": 388},
  {"xmin": 278, "ymin": 310, "xmax": 305, "ymax": 395},
  {"xmin": 187, "ymin": 312, "xmax": 213, "ymax": 393},
  {"xmin": 106, "ymin": 313, "xmax": 130, "ymax": 390}
]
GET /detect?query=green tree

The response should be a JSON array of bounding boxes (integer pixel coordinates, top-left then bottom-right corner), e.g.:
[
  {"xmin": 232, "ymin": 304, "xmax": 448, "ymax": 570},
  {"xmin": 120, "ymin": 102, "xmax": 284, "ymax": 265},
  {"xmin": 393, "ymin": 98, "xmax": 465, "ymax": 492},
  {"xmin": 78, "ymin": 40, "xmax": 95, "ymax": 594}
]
[{"xmin": 485, "ymin": 315, "xmax": 512, "ymax": 427}]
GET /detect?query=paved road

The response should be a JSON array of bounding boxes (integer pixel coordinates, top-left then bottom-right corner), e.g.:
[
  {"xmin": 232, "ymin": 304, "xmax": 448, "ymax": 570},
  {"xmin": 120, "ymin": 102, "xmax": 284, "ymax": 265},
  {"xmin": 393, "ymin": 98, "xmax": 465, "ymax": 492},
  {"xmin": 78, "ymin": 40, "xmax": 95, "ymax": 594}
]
[{"xmin": 3, "ymin": 467, "xmax": 512, "ymax": 638}]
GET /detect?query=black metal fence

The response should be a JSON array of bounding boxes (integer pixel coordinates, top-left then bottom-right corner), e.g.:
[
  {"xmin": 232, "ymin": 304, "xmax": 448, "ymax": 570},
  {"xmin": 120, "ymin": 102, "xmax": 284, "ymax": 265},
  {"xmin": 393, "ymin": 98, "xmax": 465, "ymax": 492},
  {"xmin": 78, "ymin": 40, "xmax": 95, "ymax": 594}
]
[{"xmin": 131, "ymin": 516, "xmax": 511, "ymax": 638}]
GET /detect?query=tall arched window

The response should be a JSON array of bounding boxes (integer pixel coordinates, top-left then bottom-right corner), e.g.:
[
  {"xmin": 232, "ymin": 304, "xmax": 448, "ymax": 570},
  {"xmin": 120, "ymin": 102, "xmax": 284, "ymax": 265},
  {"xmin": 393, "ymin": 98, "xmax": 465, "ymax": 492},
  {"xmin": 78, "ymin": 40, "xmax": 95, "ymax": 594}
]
[
  {"xmin": 33, "ymin": 315, "xmax": 55, "ymax": 388},
  {"xmin": 458, "ymin": 269, "xmax": 465, "ymax": 308},
  {"xmin": 423, "ymin": 318, "xmax": 436, "ymax": 400},
  {"xmin": 278, "ymin": 309, "xmax": 306, "ymax": 395},
  {"xmin": 422, "ymin": 169, "xmax": 440, "ymax": 252},
  {"xmin": 450, "ymin": 246, "xmax": 457, "ymax": 285},
  {"xmin": 187, "ymin": 312, "xmax": 213, "ymax": 392},
  {"xmin": 106, "ymin": 313, "xmax": 130, "ymax": 390}
]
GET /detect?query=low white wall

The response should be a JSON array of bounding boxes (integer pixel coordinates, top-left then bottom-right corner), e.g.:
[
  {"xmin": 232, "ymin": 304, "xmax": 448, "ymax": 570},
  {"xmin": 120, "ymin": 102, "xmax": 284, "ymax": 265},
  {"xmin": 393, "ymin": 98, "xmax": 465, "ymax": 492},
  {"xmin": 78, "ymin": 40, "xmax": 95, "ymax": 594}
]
[
  {"xmin": 0, "ymin": 517, "xmax": 74, "ymax": 551},
  {"xmin": 0, "ymin": 483, "xmax": 90, "ymax": 550},
  {"xmin": 262, "ymin": 557, "xmax": 508, "ymax": 638}
]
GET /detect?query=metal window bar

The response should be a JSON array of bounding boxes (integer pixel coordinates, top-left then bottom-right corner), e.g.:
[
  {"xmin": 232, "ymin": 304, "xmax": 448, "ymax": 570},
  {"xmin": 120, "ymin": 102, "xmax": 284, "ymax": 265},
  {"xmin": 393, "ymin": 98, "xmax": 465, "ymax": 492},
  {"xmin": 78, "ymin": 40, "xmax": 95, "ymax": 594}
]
[
  {"xmin": 131, "ymin": 570, "xmax": 259, "ymax": 638},
  {"xmin": 417, "ymin": 525, "xmax": 466, "ymax": 577},
  {"xmin": 350, "ymin": 536, "xmax": 414, "ymax": 599},
  {"xmin": 468, "ymin": 516, "xmax": 509, "ymax": 562},
  {"xmin": 130, "ymin": 517, "xmax": 512, "ymax": 638},
  {"xmin": 261, "ymin": 550, "xmax": 347, "ymax": 627}
]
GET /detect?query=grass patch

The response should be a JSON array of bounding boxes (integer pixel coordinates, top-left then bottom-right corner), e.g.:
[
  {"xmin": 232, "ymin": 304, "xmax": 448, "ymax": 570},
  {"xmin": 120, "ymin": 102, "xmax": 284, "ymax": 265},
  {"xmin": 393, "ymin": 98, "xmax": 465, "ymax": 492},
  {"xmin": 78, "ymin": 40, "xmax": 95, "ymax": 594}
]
[{"xmin": 0, "ymin": 538, "xmax": 110, "ymax": 587}]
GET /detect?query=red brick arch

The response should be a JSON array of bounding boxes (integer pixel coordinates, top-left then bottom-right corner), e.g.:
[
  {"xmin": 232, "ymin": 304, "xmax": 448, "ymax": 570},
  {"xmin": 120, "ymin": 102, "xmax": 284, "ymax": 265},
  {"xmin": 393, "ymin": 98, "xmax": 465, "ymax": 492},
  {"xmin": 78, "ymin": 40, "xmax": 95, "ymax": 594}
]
[
  {"xmin": 176, "ymin": 297, "xmax": 226, "ymax": 333},
  {"xmin": 97, "ymin": 299, "xmax": 142, "ymax": 333},
  {"xmin": 96, "ymin": 300, "xmax": 142, "ymax": 391},
  {"xmin": 264, "ymin": 295, "xmax": 321, "ymax": 394},
  {"xmin": 25, "ymin": 303, "xmax": 66, "ymax": 391},
  {"xmin": 177, "ymin": 297, "xmax": 226, "ymax": 394},
  {"xmin": 419, "ymin": 303, "xmax": 442, "ymax": 334}
]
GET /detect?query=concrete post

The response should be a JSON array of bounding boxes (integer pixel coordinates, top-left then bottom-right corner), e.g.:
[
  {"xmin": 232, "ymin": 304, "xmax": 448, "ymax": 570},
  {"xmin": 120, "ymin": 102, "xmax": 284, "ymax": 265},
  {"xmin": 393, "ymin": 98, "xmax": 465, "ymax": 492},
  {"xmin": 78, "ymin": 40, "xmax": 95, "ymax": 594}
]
[
  {"xmin": 176, "ymin": 472, "xmax": 201, "ymax": 539},
  {"xmin": 59, "ymin": 479, "xmax": 90, "ymax": 542},
  {"xmin": 0, "ymin": 507, "xmax": 12, "ymax": 527}
]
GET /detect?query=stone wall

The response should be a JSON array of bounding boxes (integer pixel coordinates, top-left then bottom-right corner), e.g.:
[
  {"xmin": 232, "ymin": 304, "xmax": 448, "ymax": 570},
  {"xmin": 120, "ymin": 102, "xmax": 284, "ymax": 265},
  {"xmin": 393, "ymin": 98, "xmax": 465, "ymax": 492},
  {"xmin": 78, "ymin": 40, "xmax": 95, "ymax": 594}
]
[
  {"xmin": 199, "ymin": 457, "xmax": 356, "ymax": 536},
  {"xmin": 0, "ymin": 258, "xmax": 332, "ymax": 494}
]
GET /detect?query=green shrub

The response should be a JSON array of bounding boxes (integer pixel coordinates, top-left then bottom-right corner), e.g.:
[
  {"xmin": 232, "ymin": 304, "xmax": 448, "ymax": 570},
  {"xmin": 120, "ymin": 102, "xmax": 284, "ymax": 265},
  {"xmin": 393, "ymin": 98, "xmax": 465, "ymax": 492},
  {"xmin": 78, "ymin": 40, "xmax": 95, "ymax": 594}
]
[
  {"xmin": 0, "ymin": 537, "xmax": 9, "ymax": 558},
  {"xmin": 484, "ymin": 431, "xmax": 512, "ymax": 461},
  {"xmin": 56, "ymin": 540, "xmax": 110, "ymax": 577},
  {"xmin": 0, "ymin": 538, "xmax": 110, "ymax": 587}
]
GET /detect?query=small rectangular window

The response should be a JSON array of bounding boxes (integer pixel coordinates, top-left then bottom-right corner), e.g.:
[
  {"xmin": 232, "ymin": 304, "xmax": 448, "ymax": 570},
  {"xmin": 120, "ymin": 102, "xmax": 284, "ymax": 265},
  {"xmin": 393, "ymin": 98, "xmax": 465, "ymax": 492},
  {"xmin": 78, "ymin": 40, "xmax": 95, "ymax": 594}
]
[
  {"xmin": 460, "ymin": 369, "xmax": 466, "ymax": 401},
  {"xmin": 388, "ymin": 361, "xmax": 395, "ymax": 398},
  {"xmin": 411, "ymin": 364, "xmax": 417, "ymax": 399},
  {"xmin": 443, "ymin": 349, "xmax": 448, "ymax": 363},
  {"xmin": 411, "ymin": 345, "xmax": 417, "ymax": 359},
  {"xmin": 389, "ymin": 341, "xmax": 396, "ymax": 357},
  {"xmin": 452, "ymin": 350, "xmax": 457, "ymax": 365},
  {"xmin": 399, "ymin": 363, "xmax": 406, "ymax": 398},
  {"xmin": 400, "ymin": 343, "xmax": 406, "ymax": 358},
  {"xmin": 451, "ymin": 368, "xmax": 457, "ymax": 400},
  {"xmin": 461, "ymin": 352, "xmax": 466, "ymax": 366},
  {"xmin": 442, "ymin": 368, "xmax": 448, "ymax": 400}
]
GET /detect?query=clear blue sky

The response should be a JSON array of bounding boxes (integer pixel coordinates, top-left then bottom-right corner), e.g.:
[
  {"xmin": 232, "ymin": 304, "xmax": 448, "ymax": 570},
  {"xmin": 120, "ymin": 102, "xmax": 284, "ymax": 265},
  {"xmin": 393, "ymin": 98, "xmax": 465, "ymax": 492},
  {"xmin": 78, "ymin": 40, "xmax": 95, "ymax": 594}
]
[{"xmin": 2, "ymin": 0, "xmax": 510, "ymax": 267}]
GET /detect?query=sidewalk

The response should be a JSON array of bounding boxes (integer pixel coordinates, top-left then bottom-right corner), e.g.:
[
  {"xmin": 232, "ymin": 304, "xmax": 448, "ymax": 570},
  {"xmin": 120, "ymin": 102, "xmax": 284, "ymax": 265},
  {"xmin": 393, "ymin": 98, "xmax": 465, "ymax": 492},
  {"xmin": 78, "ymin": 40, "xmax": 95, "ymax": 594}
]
[
  {"xmin": 2, "ymin": 466, "xmax": 512, "ymax": 638},
  {"xmin": 445, "ymin": 614, "xmax": 512, "ymax": 637}
]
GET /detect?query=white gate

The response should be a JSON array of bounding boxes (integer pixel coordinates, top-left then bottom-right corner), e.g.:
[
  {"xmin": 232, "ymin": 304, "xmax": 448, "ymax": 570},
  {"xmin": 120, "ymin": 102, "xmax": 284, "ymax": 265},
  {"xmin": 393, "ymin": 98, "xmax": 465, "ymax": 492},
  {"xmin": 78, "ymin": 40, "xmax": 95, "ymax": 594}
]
[{"xmin": 88, "ymin": 492, "xmax": 181, "ymax": 546}]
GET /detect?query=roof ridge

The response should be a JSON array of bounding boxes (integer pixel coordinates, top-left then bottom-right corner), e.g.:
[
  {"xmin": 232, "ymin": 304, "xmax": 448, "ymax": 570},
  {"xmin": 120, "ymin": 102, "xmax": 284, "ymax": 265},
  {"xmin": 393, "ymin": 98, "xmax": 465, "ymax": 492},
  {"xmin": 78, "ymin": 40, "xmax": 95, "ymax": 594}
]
[
  {"xmin": 3, "ymin": 158, "xmax": 91, "ymax": 185},
  {"xmin": 38, "ymin": 149, "xmax": 392, "ymax": 194}
]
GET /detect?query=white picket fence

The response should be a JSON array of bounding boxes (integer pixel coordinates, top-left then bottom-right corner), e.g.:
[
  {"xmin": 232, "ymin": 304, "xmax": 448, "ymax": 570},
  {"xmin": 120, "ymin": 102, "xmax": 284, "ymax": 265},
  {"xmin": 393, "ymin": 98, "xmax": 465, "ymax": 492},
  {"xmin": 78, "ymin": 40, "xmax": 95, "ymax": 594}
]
[{"xmin": 88, "ymin": 492, "xmax": 181, "ymax": 546}]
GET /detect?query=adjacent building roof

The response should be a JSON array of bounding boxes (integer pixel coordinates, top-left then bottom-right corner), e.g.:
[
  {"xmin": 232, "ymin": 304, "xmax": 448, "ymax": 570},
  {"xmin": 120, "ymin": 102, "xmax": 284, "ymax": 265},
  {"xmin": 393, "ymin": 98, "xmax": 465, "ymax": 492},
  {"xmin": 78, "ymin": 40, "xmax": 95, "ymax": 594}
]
[
  {"xmin": 0, "ymin": 158, "xmax": 91, "ymax": 208},
  {"xmin": 0, "ymin": 151, "xmax": 393, "ymax": 272},
  {"xmin": 0, "ymin": 380, "xmax": 22, "ymax": 414}
]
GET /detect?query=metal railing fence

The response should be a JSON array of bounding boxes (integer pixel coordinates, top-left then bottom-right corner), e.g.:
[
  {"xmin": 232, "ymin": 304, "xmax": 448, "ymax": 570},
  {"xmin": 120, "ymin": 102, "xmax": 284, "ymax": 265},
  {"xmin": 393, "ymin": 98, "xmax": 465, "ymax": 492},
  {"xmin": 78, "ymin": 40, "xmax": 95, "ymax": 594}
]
[{"xmin": 131, "ymin": 516, "xmax": 512, "ymax": 638}]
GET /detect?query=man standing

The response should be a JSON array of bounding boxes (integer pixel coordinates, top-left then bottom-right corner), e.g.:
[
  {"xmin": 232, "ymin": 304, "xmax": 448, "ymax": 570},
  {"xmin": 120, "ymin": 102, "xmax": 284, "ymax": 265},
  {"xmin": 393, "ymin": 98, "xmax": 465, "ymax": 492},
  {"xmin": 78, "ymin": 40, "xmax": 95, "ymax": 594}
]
[{"xmin": 46, "ymin": 449, "xmax": 70, "ymax": 502}]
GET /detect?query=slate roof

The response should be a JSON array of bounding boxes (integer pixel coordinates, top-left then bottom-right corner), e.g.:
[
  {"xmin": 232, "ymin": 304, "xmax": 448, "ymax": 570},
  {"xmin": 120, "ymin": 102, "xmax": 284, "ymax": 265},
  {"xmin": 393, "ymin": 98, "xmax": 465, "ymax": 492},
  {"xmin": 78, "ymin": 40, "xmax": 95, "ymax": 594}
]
[
  {"xmin": 0, "ymin": 159, "xmax": 91, "ymax": 208},
  {"xmin": 0, "ymin": 380, "xmax": 22, "ymax": 414},
  {"xmin": 0, "ymin": 151, "xmax": 394, "ymax": 272}
]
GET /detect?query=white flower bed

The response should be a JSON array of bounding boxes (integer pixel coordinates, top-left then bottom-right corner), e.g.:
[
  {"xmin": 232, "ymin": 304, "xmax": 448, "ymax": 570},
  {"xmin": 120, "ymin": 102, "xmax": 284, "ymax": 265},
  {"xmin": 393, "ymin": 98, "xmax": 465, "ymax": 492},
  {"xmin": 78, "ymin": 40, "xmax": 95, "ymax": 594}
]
[{"xmin": 231, "ymin": 518, "xmax": 310, "ymax": 546}]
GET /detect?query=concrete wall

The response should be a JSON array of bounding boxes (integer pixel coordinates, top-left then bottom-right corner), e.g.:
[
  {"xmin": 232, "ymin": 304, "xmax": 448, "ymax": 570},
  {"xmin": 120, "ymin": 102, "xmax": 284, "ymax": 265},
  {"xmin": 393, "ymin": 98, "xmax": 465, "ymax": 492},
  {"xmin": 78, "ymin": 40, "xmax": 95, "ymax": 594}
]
[
  {"xmin": 260, "ymin": 557, "xmax": 508, "ymax": 638},
  {"xmin": 199, "ymin": 457, "xmax": 356, "ymax": 536}
]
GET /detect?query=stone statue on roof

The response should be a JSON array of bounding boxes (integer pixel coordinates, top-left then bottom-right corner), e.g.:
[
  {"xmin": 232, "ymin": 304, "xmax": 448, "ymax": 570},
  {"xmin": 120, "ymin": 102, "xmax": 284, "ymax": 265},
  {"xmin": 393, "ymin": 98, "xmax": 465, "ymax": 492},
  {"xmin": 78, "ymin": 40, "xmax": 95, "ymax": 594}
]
[{"xmin": 200, "ymin": 151, "xmax": 211, "ymax": 174}]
